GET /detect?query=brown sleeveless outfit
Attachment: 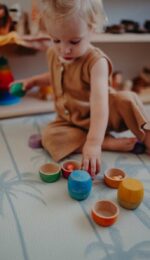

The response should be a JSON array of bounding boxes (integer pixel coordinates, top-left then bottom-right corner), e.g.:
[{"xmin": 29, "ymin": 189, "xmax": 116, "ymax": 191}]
[{"xmin": 41, "ymin": 46, "xmax": 149, "ymax": 161}]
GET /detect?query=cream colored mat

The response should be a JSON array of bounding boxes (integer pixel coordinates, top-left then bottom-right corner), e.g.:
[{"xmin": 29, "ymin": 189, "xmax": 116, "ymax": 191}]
[{"xmin": 0, "ymin": 113, "xmax": 150, "ymax": 260}]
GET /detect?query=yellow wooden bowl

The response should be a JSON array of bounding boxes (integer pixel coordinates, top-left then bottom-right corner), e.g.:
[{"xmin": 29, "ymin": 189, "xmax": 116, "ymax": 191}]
[
  {"xmin": 117, "ymin": 178, "xmax": 144, "ymax": 209},
  {"xmin": 104, "ymin": 168, "xmax": 127, "ymax": 189}
]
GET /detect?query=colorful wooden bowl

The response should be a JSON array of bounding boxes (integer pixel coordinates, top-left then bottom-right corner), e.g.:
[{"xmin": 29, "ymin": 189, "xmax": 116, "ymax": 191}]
[
  {"xmin": 91, "ymin": 200, "xmax": 119, "ymax": 227},
  {"xmin": 117, "ymin": 178, "xmax": 144, "ymax": 209},
  {"xmin": 39, "ymin": 163, "xmax": 61, "ymax": 183},
  {"xmin": 104, "ymin": 168, "xmax": 127, "ymax": 188},
  {"xmin": 28, "ymin": 134, "xmax": 42, "ymax": 149},
  {"xmin": 10, "ymin": 82, "xmax": 25, "ymax": 97},
  {"xmin": 68, "ymin": 170, "xmax": 92, "ymax": 200},
  {"xmin": 62, "ymin": 160, "xmax": 81, "ymax": 179}
]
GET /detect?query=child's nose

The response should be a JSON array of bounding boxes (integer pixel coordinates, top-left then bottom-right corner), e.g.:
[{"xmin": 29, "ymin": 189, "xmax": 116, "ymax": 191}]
[
  {"xmin": 61, "ymin": 44, "xmax": 71, "ymax": 54},
  {"xmin": 65, "ymin": 47, "xmax": 71, "ymax": 54},
  {"xmin": 64, "ymin": 47, "xmax": 71, "ymax": 54}
]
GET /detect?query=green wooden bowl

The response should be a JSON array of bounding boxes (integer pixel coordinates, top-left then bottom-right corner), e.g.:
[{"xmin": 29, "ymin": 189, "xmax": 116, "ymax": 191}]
[{"xmin": 39, "ymin": 163, "xmax": 61, "ymax": 183}]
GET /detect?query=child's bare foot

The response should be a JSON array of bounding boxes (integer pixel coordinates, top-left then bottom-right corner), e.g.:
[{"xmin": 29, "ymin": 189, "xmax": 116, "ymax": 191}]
[
  {"xmin": 143, "ymin": 130, "xmax": 150, "ymax": 155},
  {"xmin": 102, "ymin": 135, "xmax": 137, "ymax": 152}
]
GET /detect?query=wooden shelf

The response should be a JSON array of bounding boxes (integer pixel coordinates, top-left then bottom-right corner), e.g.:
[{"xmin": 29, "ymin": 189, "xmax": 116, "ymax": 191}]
[
  {"xmin": 0, "ymin": 92, "xmax": 54, "ymax": 119},
  {"xmin": 0, "ymin": 32, "xmax": 51, "ymax": 54},
  {"xmin": 92, "ymin": 33, "xmax": 150, "ymax": 43}
]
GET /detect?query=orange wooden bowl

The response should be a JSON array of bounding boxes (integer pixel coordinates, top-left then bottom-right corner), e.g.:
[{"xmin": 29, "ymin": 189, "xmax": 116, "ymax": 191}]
[
  {"xmin": 104, "ymin": 168, "xmax": 127, "ymax": 188},
  {"xmin": 91, "ymin": 200, "xmax": 119, "ymax": 227}
]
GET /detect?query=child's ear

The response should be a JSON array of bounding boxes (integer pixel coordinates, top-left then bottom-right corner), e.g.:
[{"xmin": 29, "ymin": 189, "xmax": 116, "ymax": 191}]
[{"xmin": 88, "ymin": 24, "xmax": 95, "ymax": 36}]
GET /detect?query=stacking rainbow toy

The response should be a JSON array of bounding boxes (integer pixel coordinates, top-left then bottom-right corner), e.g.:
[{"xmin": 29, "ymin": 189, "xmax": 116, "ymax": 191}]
[{"xmin": 0, "ymin": 56, "xmax": 20, "ymax": 105}]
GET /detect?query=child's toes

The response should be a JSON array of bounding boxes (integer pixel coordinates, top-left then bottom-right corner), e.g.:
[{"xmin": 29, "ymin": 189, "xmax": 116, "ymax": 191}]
[{"xmin": 127, "ymin": 138, "xmax": 137, "ymax": 150}]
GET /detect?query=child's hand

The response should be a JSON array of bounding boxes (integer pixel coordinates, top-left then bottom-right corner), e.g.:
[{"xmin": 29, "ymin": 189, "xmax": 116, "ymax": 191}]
[
  {"xmin": 82, "ymin": 140, "xmax": 101, "ymax": 178},
  {"xmin": 9, "ymin": 78, "xmax": 35, "ymax": 92}
]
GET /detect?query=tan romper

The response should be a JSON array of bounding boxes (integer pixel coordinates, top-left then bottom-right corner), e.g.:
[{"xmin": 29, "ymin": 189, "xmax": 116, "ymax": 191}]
[{"xmin": 42, "ymin": 46, "xmax": 149, "ymax": 161}]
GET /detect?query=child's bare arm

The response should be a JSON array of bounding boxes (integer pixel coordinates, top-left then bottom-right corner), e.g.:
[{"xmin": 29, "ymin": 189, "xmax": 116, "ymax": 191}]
[
  {"xmin": 82, "ymin": 58, "xmax": 109, "ymax": 176},
  {"xmin": 10, "ymin": 72, "xmax": 51, "ymax": 91},
  {"xmin": 22, "ymin": 72, "xmax": 51, "ymax": 91}
]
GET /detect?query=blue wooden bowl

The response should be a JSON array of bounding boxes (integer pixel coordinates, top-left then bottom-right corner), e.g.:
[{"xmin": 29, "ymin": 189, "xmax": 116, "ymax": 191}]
[{"xmin": 68, "ymin": 170, "xmax": 92, "ymax": 201}]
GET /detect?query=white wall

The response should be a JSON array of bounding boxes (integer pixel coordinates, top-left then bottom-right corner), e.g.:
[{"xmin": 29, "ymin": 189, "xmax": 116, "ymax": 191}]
[
  {"xmin": 4, "ymin": 0, "xmax": 150, "ymax": 23},
  {"xmin": 1, "ymin": 0, "xmax": 150, "ymax": 80},
  {"xmin": 104, "ymin": 0, "xmax": 150, "ymax": 25},
  {"xmin": 3, "ymin": 0, "xmax": 31, "ymax": 12},
  {"xmin": 96, "ymin": 0, "xmax": 150, "ymax": 79},
  {"xmin": 7, "ymin": 52, "xmax": 48, "ymax": 80},
  {"xmin": 94, "ymin": 42, "xmax": 150, "ymax": 79}
]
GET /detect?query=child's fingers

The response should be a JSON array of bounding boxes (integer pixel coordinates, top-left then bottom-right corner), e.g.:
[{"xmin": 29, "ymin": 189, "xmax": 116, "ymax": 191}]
[
  {"xmin": 9, "ymin": 80, "xmax": 23, "ymax": 89},
  {"xmin": 9, "ymin": 81, "xmax": 16, "ymax": 89},
  {"xmin": 90, "ymin": 158, "xmax": 96, "ymax": 177},
  {"xmin": 82, "ymin": 158, "xmax": 89, "ymax": 172},
  {"xmin": 96, "ymin": 159, "xmax": 101, "ymax": 174}
]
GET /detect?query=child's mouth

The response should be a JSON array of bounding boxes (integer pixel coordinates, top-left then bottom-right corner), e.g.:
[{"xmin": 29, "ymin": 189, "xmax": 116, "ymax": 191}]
[{"xmin": 63, "ymin": 57, "xmax": 74, "ymax": 60}]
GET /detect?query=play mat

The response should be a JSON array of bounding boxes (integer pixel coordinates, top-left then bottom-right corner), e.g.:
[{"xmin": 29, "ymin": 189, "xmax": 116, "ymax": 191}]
[{"xmin": 0, "ymin": 111, "xmax": 150, "ymax": 260}]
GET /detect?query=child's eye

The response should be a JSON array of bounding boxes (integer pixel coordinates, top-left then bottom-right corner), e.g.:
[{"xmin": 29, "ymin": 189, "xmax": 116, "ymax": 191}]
[
  {"xmin": 70, "ymin": 40, "xmax": 81, "ymax": 45},
  {"xmin": 53, "ymin": 39, "xmax": 60, "ymax": 44}
]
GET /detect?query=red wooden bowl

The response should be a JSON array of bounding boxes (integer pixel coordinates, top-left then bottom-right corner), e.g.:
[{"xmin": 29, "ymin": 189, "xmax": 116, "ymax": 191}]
[{"xmin": 61, "ymin": 160, "xmax": 81, "ymax": 179}]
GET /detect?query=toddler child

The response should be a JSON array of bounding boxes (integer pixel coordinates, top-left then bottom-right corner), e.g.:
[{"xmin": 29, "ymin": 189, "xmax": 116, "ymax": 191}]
[{"xmin": 11, "ymin": 0, "xmax": 150, "ymax": 177}]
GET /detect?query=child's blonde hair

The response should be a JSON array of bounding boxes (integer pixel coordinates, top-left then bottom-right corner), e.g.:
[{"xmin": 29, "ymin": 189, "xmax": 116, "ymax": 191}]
[{"xmin": 42, "ymin": 0, "xmax": 107, "ymax": 33}]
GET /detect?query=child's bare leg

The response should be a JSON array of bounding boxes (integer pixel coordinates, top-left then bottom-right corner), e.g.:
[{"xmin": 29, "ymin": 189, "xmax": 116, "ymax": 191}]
[
  {"xmin": 75, "ymin": 134, "xmax": 137, "ymax": 154},
  {"xmin": 143, "ymin": 128, "xmax": 150, "ymax": 154},
  {"xmin": 102, "ymin": 135, "xmax": 137, "ymax": 152}
]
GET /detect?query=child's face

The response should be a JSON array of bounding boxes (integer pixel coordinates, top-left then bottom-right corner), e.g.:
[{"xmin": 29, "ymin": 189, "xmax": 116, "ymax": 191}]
[
  {"xmin": 0, "ymin": 8, "xmax": 5, "ymax": 18},
  {"xmin": 48, "ymin": 14, "xmax": 92, "ymax": 62}
]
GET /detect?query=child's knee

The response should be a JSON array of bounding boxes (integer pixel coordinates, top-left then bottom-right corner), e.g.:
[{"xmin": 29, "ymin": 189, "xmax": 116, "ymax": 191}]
[
  {"xmin": 41, "ymin": 127, "xmax": 52, "ymax": 149},
  {"xmin": 116, "ymin": 90, "xmax": 135, "ymax": 102},
  {"xmin": 114, "ymin": 91, "xmax": 139, "ymax": 110}
]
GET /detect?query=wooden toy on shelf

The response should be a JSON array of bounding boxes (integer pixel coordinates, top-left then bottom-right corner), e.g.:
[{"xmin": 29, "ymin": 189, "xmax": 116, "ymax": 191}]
[
  {"xmin": 0, "ymin": 56, "xmax": 20, "ymax": 105},
  {"xmin": 30, "ymin": 0, "xmax": 47, "ymax": 36},
  {"xmin": 131, "ymin": 67, "xmax": 150, "ymax": 103},
  {"xmin": 9, "ymin": 3, "xmax": 30, "ymax": 36},
  {"xmin": 38, "ymin": 85, "xmax": 53, "ymax": 100},
  {"xmin": 0, "ymin": 3, "xmax": 12, "ymax": 35},
  {"xmin": 132, "ymin": 67, "xmax": 150, "ymax": 93},
  {"xmin": 112, "ymin": 71, "xmax": 124, "ymax": 90}
]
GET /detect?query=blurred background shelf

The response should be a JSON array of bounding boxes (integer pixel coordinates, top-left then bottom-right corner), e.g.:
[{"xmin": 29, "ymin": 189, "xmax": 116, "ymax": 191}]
[
  {"xmin": 92, "ymin": 33, "xmax": 150, "ymax": 43},
  {"xmin": 0, "ymin": 32, "xmax": 51, "ymax": 55},
  {"xmin": 0, "ymin": 92, "xmax": 54, "ymax": 119}
]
